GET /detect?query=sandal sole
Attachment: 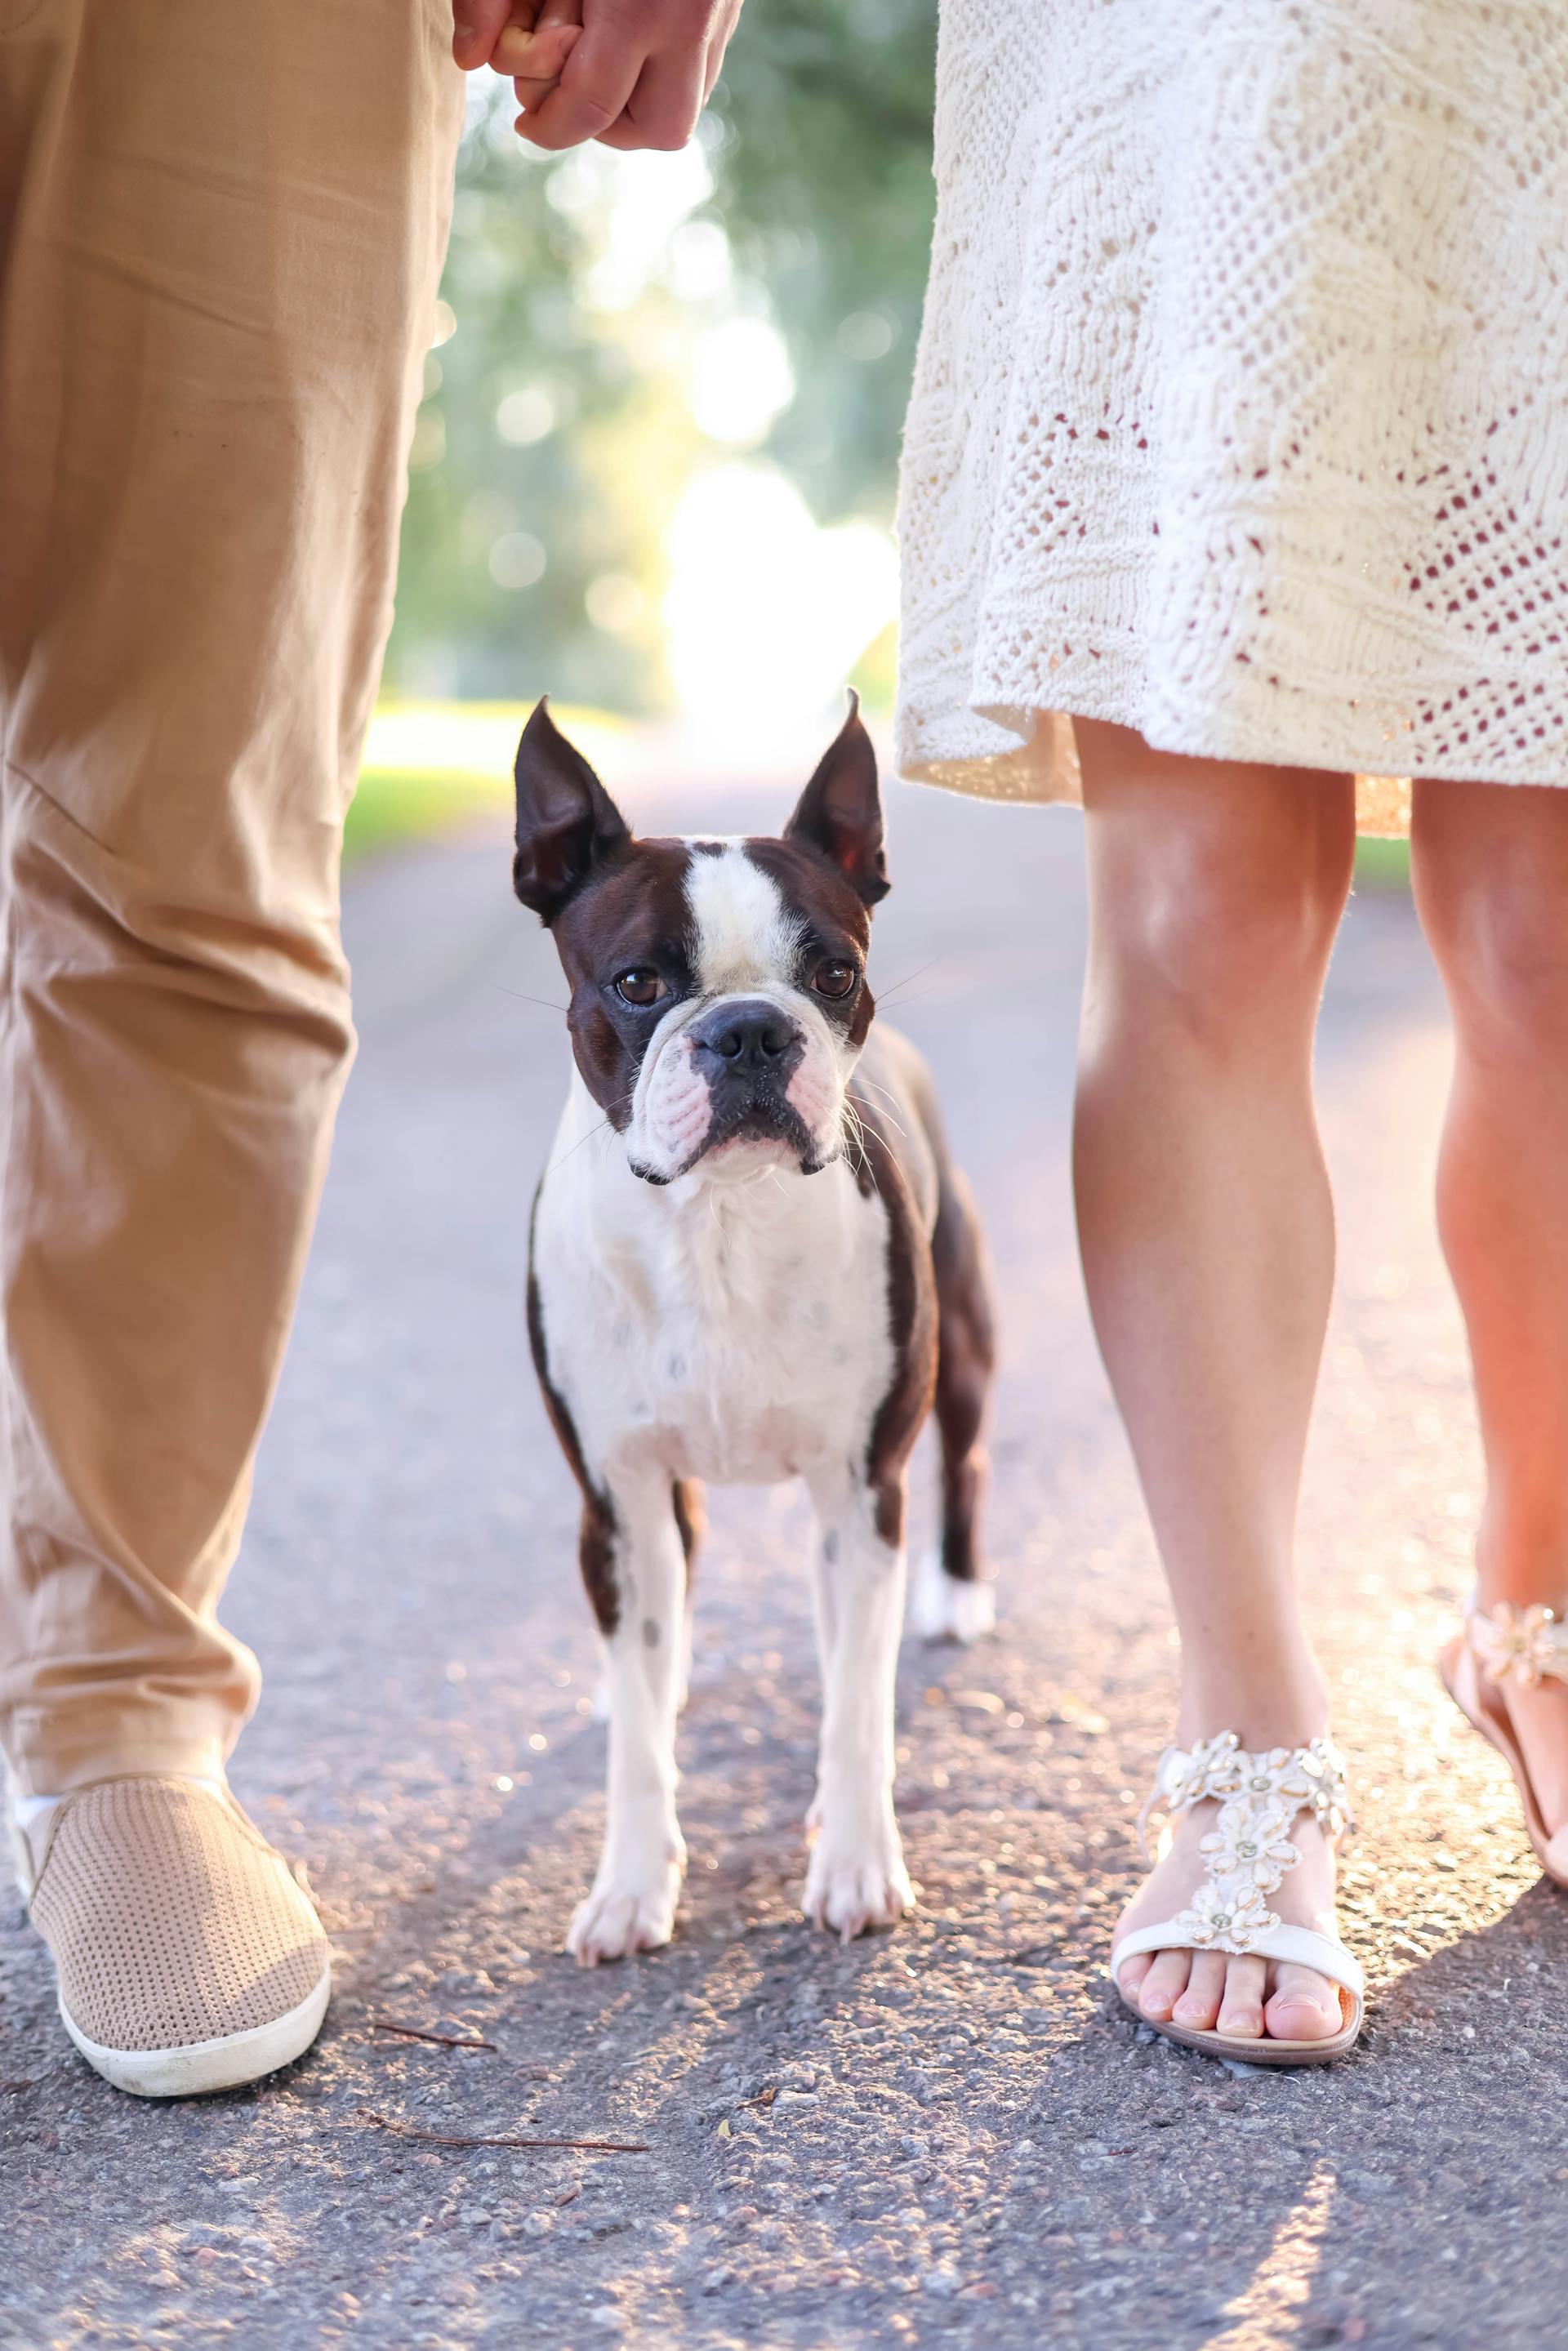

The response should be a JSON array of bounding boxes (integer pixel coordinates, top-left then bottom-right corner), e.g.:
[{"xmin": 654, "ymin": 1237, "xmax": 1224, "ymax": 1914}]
[
  {"xmin": 1438, "ymin": 1640, "xmax": 1568, "ymax": 1890},
  {"xmin": 1114, "ymin": 1984, "xmax": 1361, "ymax": 2064}
]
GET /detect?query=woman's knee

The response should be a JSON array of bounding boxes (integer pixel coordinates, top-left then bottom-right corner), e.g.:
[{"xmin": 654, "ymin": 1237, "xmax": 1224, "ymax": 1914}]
[
  {"xmin": 1416, "ymin": 803, "xmax": 1568, "ymax": 1042},
  {"xmin": 1428, "ymin": 884, "xmax": 1568, "ymax": 1040},
  {"xmin": 1077, "ymin": 732, "xmax": 1354, "ymax": 1032},
  {"xmin": 1090, "ymin": 818, "xmax": 1351, "ymax": 1033}
]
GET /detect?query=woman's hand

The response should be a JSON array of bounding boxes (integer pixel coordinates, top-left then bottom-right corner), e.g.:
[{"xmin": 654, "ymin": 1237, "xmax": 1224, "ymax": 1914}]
[
  {"xmin": 452, "ymin": 0, "xmax": 744, "ymax": 154},
  {"xmin": 491, "ymin": 1, "xmax": 585, "ymax": 118}
]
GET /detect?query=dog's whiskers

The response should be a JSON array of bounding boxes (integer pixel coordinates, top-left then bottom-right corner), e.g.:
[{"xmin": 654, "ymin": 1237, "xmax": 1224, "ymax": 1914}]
[
  {"xmin": 871, "ymin": 982, "xmax": 947, "ymax": 1013},
  {"xmin": 544, "ymin": 1089, "xmax": 633, "ymax": 1178},
  {"xmin": 875, "ymin": 955, "xmax": 944, "ymax": 1004},
  {"xmin": 493, "ymin": 984, "xmax": 570, "ymax": 1013},
  {"xmin": 850, "ymin": 1076, "xmax": 911, "ymax": 1143},
  {"xmin": 545, "ymin": 1119, "xmax": 615, "ymax": 1175},
  {"xmin": 839, "ymin": 1098, "xmax": 874, "ymax": 1168}
]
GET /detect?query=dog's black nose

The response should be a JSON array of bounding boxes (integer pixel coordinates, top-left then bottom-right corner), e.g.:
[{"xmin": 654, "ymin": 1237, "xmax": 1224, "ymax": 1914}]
[{"xmin": 689, "ymin": 999, "xmax": 796, "ymax": 1070}]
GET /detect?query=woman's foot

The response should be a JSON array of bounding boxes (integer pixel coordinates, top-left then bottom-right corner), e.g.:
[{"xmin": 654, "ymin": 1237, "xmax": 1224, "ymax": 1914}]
[
  {"xmin": 1111, "ymin": 1730, "xmax": 1357, "ymax": 2048},
  {"xmin": 1115, "ymin": 1798, "xmax": 1345, "ymax": 2042},
  {"xmin": 1452, "ymin": 1596, "xmax": 1568, "ymax": 1877},
  {"xmin": 1494, "ymin": 1675, "xmax": 1568, "ymax": 1872}
]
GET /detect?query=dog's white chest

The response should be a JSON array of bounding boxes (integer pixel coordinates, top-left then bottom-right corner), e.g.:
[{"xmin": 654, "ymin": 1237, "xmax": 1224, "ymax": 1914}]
[{"xmin": 533, "ymin": 1102, "xmax": 895, "ymax": 1489}]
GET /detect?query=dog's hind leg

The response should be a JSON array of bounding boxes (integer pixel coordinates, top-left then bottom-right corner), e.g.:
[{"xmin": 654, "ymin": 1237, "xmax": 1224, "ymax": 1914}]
[
  {"xmin": 567, "ymin": 1476, "xmax": 688, "ymax": 1966},
  {"xmin": 912, "ymin": 1164, "xmax": 997, "ymax": 1643},
  {"xmin": 802, "ymin": 1466, "xmax": 915, "ymax": 1941}
]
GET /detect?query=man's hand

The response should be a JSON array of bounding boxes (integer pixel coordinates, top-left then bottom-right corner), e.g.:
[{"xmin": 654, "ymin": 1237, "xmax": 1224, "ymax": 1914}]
[
  {"xmin": 452, "ymin": 1, "xmax": 744, "ymax": 154},
  {"xmin": 491, "ymin": 1, "xmax": 585, "ymax": 117}
]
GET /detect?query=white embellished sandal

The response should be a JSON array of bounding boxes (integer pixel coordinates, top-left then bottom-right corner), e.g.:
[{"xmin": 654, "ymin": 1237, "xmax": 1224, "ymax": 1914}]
[
  {"xmin": 1440, "ymin": 1596, "xmax": 1568, "ymax": 1888},
  {"xmin": 1110, "ymin": 1732, "xmax": 1364, "ymax": 2065}
]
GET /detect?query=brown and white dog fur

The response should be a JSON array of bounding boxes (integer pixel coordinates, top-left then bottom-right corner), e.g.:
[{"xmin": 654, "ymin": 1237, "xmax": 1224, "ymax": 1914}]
[{"xmin": 516, "ymin": 697, "xmax": 995, "ymax": 1966}]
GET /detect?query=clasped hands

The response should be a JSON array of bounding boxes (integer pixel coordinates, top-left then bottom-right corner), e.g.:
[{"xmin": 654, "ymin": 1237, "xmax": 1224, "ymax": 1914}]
[{"xmin": 452, "ymin": 0, "xmax": 743, "ymax": 154}]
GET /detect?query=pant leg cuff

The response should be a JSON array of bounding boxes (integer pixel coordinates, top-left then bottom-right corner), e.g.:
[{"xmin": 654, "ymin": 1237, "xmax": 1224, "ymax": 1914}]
[{"xmin": 4, "ymin": 1712, "xmax": 237, "ymax": 1799}]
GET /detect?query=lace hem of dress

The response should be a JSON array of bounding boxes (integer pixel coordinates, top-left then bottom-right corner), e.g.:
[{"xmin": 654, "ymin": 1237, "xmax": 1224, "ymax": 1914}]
[{"xmin": 896, "ymin": 705, "xmax": 1414, "ymax": 839}]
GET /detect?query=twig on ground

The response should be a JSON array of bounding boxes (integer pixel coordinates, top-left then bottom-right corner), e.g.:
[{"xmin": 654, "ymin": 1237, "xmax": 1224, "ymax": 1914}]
[
  {"xmin": 739, "ymin": 2085, "xmax": 777, "ymax": 2108},
  {"xmin": 355, "ymin": 2111, "xmax": 649, "ymax": 2155},
  {"xmin": 556, "ymin": 2186, "xmax": 581, "ymax": 2206},
  {"xmin": 368, "ymin": 2020, "xmax": 497, "ymax": 2052}
]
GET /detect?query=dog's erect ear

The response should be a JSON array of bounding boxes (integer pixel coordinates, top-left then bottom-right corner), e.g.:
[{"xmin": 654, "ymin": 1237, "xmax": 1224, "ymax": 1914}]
[
  {"xmin": 784, "ymin": 692, "xmax": 889, "ymax": 907},
  {"xmin": 513, "ymin": 698, "xmax": 631, "ymax": 924}
]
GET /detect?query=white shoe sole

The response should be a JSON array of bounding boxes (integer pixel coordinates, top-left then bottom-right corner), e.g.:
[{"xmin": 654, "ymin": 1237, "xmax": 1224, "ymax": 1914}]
[{"xmin": 60, "ymin": 1962, "xmax": 331, "ymax": 2098}]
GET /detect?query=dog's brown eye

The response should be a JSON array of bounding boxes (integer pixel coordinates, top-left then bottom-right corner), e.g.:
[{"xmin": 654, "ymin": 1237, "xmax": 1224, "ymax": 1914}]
[
  {"xmin": 813, "ymin": 960, "xmax": 858, "ymax": 999},
  {"xmin": 614, "ymin": 967, "xmax": 666, "ymax": 1007}
]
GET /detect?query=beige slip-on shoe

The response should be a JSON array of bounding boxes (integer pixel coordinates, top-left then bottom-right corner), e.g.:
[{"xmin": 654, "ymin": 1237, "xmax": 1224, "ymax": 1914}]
[{"xmin": 17, "ymin": 1776, "xmax": 331, "ymax": 2098}]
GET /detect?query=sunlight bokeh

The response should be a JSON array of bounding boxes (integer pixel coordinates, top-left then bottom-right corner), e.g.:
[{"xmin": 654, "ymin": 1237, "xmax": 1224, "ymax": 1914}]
[
  {"xmin": 386, "ymin": 24, "xmax": 935, "ymax": 719},
  {"xmin": 665, "ymin": 464, "xmax": 898, "ymax": 727},
  {"xmin": 361, "ymin": 701, "xmax": 626, "ymax": 781}
]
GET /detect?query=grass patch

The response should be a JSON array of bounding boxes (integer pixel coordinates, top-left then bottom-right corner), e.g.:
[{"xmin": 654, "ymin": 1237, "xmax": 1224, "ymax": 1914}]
[
  {"xmin": 350, "ymin": 700, "xmax": 1414, "ymax": 890},
  {"xmin": 1352, "ymin": 835, "xmax": 1411, "ymax": 892},
  {"xmin": 345, "ymin": 701, "xmax": 627, "ymax": 870},
  {"xmin": 344, "ymin": 766, "xmax": 509, "ymax": 868}
]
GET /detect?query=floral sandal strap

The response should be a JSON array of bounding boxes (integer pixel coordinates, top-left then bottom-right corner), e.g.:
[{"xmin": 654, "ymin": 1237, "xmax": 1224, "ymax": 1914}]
[
  {"xmin": 1113, "ymin": 1731, "xmax": 1361, "ymax": 1999},
  {"xmin": 1467, "ymin": 1596, "xmax": 1568, "ymax": 1687}
]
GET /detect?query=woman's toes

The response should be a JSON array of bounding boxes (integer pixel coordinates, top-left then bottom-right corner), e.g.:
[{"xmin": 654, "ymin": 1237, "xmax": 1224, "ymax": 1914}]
[
  {"xmin": 1137, "ymin": 1948, "xmax": 1193, "ymax": 2021},
  {"xmin": 1117, "ymin": 1952, "xmax": 1154, "ymax": 1999},
  {"xmin": 1264, "ymin": 1966, "xmax": 1344, "ymax": 2042},
  {"xmin": 1171, "ymin": 1950, "xmax": 1227, "ymax": 2029},
  {"xmin": 1216, "ymin": 1953, "xmax": 1268, "ymax": 2037}
]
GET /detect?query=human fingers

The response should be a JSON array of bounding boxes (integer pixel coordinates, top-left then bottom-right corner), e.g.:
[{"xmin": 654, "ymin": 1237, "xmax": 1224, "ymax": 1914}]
[
  {"xmin": 505, "ymin": 20, "xmax": 584, "ymax": 106},
  {"xmin": 594, "ymin": 0, "xmax": 737, "ymax": 149},
  {"xmin": 452, "ymin": 0, "xmax": 520, "ymax": 70},
  {"xmin": 702, "ymin": 0, "xmax": 741, "ymax": 100},
  {"xmin": 514, "ymin": 13, "xmax": 647, "ymax": 151},
  {"xmin": 496, "ymin": 0, "xmax": 581, "ymax": 78},
  {"xmin": 591, "ymin": 43, "xmax": 706, "ymax": 150}
]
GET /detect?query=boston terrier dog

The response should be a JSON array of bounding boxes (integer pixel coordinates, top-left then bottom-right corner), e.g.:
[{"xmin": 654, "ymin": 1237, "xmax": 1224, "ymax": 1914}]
[{"xmin": 516, "ymin": 696, "xmax": 995, "ymax": 1966}]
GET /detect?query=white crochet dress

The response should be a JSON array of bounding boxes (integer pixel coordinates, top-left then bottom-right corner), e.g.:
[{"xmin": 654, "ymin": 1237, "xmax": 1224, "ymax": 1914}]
[{"xmin": 895, "ymin": 2, "xmax": 1568, "ymax": 835}]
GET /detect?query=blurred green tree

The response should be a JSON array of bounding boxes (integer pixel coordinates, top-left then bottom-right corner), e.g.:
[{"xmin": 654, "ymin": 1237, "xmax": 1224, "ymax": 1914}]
[
  {"xmin": 710, "ymin": 0, "xmax": 940, "ymax": 525},
  {"xmin": 384, "ymin": 0, "xmax": 937, "ymax": 711}
]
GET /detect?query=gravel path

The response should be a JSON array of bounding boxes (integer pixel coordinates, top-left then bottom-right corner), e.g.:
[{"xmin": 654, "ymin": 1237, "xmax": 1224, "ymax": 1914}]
[{"xmin": 3, "ymin": 765, "xmax": 1560, "ymax": 2350}]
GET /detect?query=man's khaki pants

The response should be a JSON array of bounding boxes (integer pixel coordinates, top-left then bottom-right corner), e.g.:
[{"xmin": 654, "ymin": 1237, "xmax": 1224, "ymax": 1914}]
[{"xmin": 0, "ymin": 2, "xmax": 465, "ymax": 1794}]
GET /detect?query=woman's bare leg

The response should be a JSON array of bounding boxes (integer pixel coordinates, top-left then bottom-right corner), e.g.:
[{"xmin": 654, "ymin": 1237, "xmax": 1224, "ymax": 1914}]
[
  {"xmin": 1073, "ymin": 719, "xmax": 1356, "ymax": 2042},
  {"xmin": 1412, "ymin": 779, "xmax": 1568, "ymax": 1865}
]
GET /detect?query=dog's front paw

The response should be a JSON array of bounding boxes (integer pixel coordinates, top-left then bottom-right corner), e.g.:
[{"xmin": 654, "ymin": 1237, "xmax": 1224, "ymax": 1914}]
[
  {"xmin": 910, "ymin": 1550, "xmax": 996, "ymax": 1644},
  {"xmin": 803, "ymin": 1822, "xmax": 914, "ymax": 1943},
  {"xmin": 567, "ymin": 1850, "xmax": 683, "ymax": 1967}
]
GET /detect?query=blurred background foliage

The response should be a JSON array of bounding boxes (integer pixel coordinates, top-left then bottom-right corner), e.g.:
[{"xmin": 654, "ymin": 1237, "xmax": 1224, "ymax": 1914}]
[
  {"xmin": 366, "ymin": 7, "xmax": 1410, "ymax": 889},
  {"xmin": 385, "ymin": 0, "xmax": 938, "ymax": 721}
]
